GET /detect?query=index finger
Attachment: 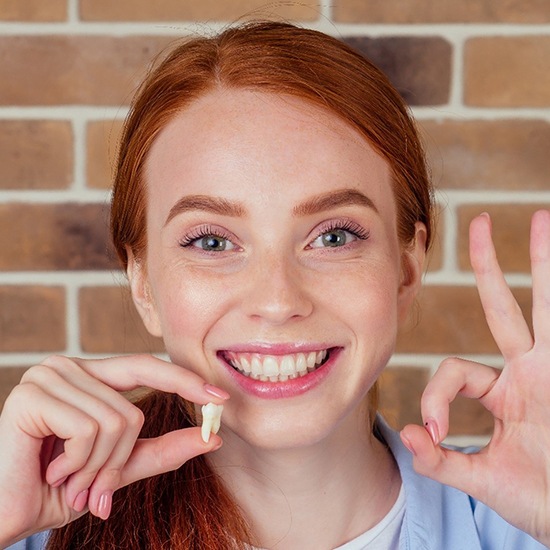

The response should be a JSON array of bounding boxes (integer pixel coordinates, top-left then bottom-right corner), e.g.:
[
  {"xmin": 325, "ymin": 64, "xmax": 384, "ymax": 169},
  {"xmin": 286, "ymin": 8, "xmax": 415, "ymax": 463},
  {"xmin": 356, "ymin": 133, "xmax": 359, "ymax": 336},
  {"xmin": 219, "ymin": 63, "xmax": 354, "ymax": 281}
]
[
  {"xmin": 74, "ymin": 355, "xmax": 229, "ymax": 405},
  {"xmin": 469, "ymin": 213, "xmax": 533, "ymax": 360},
  {"xmin": 530, "ymin": 209, "xmax": 550, "ymax": 346}
]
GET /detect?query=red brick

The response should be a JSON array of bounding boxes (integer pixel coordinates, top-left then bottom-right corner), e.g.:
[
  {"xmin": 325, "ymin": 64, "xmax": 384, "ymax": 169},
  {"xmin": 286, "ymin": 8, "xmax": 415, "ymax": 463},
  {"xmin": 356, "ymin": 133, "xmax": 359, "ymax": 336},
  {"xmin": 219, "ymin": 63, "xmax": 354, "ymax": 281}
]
[
  {"xmin": 457, "ymin": 204, "xmax": 550, "ymax": 273},
  {"xmin": 0, "ymin": 0, "xmax": 67, "ymax": 21},
  {"xmin": 0, "ymin": 36, "xmax": 172, "ymax": 106},
  {"xmin": 86, "ymin": 119, "xmax": 124, "ymax": 189},
  {"xmin": 79, "ymin": 286, "xmax": 165, "ymax": 354},
  {"xmin": 334, "ymin": 0, "xmax": 550, "ymax": 23},
  {"xmin": 0, "ymin": 286, "xmax": 65, "ymax": 352},
  {"xmin": 465, "ymin": 37, "xmax": 550, "ymax": 107},
  {"xmin": 448, "ymin": 395, "xmax": 494, "ymax": 436},
  {"xmin": 378, "ymin": 366, "xmax": 429, "ymax": 429},
  {"xmin": 0, "ymin": 203, "xmax": 118, "ymax": 271},
  {"xmin": 79, "ymin": 0, "xmax": 319, "ymax": 21},
  {"xmin": 397, "ymin": 285, "xmax": 532, "ymax": 355},
  {"xmin": 0, "ymin": 367, "xmax": 28, "ymax": 411},
  {"xmin": 426, "ymin": 204, "xmax": 444, "ymax": 272},
  {"xmin": 344, "ymin": 36, "xmax": 451, "ymax": 106},
  {"xmin": 421, "ymin": 119, "xmax": 550, "ymax": 191},
  {"xmin": 0, "ymin": 120, "xmax": 73, "ymax": 190}
]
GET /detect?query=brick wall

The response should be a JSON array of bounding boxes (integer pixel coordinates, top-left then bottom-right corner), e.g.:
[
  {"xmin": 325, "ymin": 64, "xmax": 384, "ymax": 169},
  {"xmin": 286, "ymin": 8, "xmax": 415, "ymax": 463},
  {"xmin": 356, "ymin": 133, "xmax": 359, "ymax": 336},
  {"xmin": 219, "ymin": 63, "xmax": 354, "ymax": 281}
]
[{"xmin": 1, "ymin": 1, "xmax": 549, "ymax": 445}]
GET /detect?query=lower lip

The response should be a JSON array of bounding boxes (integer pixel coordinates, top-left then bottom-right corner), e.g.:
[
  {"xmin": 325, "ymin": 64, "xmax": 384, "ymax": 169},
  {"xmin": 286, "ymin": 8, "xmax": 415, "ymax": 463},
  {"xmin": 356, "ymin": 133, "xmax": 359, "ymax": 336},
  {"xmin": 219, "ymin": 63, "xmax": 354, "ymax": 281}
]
[{"xmin": 219, "ymin": 348, "xmax": 341, "ymax": 399}]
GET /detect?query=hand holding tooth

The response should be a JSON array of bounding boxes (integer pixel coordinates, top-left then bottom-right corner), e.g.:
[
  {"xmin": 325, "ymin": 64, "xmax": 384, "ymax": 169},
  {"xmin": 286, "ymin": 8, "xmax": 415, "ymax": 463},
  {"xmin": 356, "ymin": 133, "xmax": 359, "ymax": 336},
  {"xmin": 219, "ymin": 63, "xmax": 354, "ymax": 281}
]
[{"xmin": 201, "ymin": 402, "xmax": 224, "ymax": 443}]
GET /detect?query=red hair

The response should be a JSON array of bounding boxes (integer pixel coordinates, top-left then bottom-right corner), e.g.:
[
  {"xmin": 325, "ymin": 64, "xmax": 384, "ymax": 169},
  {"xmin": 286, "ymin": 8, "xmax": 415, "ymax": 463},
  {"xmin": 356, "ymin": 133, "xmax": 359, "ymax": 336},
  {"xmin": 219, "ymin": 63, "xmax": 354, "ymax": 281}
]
[{"xmin": 49, "ymin": 20, "xmax": 433, "ymax": 548}]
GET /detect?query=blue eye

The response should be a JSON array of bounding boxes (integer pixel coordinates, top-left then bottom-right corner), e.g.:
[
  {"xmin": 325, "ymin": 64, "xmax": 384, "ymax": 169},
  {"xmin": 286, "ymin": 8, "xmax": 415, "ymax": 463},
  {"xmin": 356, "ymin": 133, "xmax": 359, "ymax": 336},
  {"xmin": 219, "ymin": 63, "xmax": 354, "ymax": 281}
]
[
  {"xmin": 310, "ymin": 228, "xmax": 356, "ymax": 248},
  {"xmin": 191, "ymin": 235, "xmax": 235, "ymax": 251},
  {"xmin": 179, "ymin": 225, "xmax": 237, "ymax": 252}
]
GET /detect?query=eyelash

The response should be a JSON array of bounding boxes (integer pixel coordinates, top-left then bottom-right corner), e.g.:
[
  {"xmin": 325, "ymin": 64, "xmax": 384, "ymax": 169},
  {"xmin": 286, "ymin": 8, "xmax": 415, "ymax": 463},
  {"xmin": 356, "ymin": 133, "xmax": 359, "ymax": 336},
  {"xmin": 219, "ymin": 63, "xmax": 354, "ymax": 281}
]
[
  {"xmin": 178, "ymin": 225, "xmax": 235, "ymax": 248},
  {"xmin": 312, "ymin": 219, "xmax": 370, "ymax": 243},
  {"xmin": 178, "ymin": 220, "xmax": 370, "ymax": 251}
]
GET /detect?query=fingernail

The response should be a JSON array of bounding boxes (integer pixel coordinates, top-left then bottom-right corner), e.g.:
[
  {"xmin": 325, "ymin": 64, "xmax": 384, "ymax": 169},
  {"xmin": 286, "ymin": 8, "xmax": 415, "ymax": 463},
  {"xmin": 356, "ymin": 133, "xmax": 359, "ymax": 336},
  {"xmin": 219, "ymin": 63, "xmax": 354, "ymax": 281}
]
[
  {"xmin": 51, "ymin": 475, "xmax": 68, "ymax": 488},
  {"xmin": 204, "ymin": 384, "xmax": 230, "ymax": 400},
  {"xmin": 424, "ymin": 418, "xmax": 440, "ymax": 445},
  {"xmin": 73, "ymin": 489, "xmax": 89, "ymax": 513},
  {"xmin": 98, "ymin": 490, "xmax": 113, "ymax": 520},
  {"xmin": 401, "ymin": 434, "xmax": 416, "ymax": 456}
]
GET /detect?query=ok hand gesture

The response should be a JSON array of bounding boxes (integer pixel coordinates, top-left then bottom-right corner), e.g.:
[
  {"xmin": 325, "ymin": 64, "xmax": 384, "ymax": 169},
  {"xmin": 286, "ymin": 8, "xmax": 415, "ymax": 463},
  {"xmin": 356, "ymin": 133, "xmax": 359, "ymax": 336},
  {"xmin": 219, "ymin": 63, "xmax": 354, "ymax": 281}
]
[{"xmin": 401, "ymin": 210, "xmax": 550, "ymax": 547}]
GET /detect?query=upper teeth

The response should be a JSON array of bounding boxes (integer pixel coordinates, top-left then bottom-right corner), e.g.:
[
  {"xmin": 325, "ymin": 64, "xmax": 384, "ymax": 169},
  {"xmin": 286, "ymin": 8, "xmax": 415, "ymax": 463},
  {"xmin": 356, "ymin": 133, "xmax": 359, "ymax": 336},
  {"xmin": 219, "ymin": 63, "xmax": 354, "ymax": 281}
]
[{"xmin": 226, "ymin": 350, "xmax": 328, "ymax": 382}]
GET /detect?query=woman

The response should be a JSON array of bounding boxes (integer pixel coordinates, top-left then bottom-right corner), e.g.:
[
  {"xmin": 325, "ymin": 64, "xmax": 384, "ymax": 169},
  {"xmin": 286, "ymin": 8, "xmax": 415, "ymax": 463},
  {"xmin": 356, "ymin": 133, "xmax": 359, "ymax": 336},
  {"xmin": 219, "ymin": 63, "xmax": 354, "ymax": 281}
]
[{"xmin": 1, "ymin": 21, "xmax": 548, "ymax": 549}]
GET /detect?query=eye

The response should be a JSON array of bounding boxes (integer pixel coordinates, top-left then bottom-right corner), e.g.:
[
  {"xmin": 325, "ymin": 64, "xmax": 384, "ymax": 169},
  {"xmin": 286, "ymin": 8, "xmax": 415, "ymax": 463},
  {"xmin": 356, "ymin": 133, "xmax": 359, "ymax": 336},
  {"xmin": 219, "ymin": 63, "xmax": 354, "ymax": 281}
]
[
  {"xmin": 192, "ymin": 235, "xmax": 235, "ymax": 252},
  {"xmin": 309, "ymin": 221, "xmax": 369, "ymax": 249},
  {"xmin": 310, "ymin": 229, "xmax": 355, "ymax": 248},
  {"xmin": 179, "ymin": 226, "xmax": 237, "ymax": 252}
]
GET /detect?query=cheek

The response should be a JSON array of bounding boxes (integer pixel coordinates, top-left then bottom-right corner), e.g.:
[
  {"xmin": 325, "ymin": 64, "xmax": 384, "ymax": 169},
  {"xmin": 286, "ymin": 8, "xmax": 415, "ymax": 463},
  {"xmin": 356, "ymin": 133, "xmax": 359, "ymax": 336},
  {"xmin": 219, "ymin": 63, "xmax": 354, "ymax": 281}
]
[{"xmin": 151, "ymin": 269, "xmax": 233, "ymax": 347}]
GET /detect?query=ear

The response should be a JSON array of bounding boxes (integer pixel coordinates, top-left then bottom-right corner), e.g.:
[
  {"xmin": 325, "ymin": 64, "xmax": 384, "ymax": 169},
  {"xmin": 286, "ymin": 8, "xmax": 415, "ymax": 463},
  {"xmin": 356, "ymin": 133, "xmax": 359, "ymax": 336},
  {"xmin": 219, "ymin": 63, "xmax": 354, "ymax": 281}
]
[
  {"xmin": 126, "ymin": 248, "xmax": 163, "ymax": 338},
  {"xmin": 397, "ymin": 222, "xmax": 427, "ymax": 323}
]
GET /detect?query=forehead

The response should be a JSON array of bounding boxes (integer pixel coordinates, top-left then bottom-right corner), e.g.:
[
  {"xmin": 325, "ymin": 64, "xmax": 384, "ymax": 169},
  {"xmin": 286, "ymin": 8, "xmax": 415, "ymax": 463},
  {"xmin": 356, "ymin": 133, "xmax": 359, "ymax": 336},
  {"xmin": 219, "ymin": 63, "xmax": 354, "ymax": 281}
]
[{"xmin": 145, "ymin": 88, "xmax": 394, "ymax": 217}]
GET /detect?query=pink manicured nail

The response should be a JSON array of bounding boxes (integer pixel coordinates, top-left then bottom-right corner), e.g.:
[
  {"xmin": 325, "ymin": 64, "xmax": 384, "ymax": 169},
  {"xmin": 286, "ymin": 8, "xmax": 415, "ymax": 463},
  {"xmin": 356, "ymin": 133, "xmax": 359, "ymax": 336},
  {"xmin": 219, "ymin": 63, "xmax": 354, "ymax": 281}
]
[
  {"xmin": 424, "ymin": 418, "xmax": 440, "ymax": 445},
  {"xmin": 73, "ymin": 489, "xmax": 89, "ymax": 513},
  {"xmin": 98, "ymin": 490, "xmax": 113, "ymax": 520},
  {"xmin": 204, "ymin": 384, "xmax": 230, "ymax": 400},
  {"xmin": 51, "ymin": 475, "xmax": 68, "ymax": 488}
]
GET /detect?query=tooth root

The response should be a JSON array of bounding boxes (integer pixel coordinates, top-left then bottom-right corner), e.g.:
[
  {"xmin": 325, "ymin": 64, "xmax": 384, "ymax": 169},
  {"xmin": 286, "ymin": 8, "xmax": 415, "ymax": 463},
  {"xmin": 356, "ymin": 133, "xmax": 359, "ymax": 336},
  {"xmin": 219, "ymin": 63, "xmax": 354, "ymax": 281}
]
[
  {"xmin": 212, "ymin": 415, "xmax": 221, "ymax": 434},
  {"xmin": 201, "ymin": 403, "xmax": 224, "ymax": 443}
]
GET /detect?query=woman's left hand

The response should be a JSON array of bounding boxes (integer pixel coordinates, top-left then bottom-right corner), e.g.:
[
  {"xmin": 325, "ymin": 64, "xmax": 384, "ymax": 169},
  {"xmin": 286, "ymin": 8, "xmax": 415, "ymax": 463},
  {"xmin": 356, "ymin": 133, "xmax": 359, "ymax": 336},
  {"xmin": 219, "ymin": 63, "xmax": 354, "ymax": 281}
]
[{"xmin": 401, "ymin": 209, "xmax": 550, "ymax": 547}]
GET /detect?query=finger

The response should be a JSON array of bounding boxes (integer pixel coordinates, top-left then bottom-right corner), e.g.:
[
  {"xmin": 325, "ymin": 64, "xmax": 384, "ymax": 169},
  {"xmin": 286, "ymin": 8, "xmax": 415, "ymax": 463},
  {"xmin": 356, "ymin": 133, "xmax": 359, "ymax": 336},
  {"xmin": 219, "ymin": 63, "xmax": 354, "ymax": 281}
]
[
  {"xmin": 530, "ymin": 209, "xmax": 550, "ymax": 346},
  {"xmin": 118, "ymin": 427, "xmax": 222, "ymax": 489},
  {"xmin": 3, "ymin": 382, "xmax": 97, "ymax": 485},
  {"xmin": 83, "ymin": 403, "xmax": 145, "ymax": 519},
  {"xmin": 400, "ymin": 423, "xmax": 486, "ymax": 501},
  {"xmin": 70, "ymin": 355, "xmax": 229, "ymax": 405},
  {"xmin": 469, "ymin": 213, "xmax": 533, "ymax": 360},
  {"xmin": 21, "ymin": 367, "xmax": 127, "ymax": 487},
  {"xmin": 421, "ymin": 357, "xmax": 500, "ymax": 443}
]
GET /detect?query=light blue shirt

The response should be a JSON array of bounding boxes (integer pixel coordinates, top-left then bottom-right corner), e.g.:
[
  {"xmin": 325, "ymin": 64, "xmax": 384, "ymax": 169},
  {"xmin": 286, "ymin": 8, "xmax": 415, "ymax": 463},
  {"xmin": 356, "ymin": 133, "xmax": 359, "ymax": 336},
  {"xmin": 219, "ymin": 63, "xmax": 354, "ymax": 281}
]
[{"xmin": 8, "ymin": 419, "xmax": 548, "ymax": 549}]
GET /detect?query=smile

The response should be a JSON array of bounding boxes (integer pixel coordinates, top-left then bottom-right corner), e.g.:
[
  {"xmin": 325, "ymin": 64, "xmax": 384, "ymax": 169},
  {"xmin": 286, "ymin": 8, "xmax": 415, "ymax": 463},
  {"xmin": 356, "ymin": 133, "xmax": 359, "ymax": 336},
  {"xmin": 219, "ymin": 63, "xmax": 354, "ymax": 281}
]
[{"xmin": 222, "ymin": 349, "xmax": 331, "ymax": 382}]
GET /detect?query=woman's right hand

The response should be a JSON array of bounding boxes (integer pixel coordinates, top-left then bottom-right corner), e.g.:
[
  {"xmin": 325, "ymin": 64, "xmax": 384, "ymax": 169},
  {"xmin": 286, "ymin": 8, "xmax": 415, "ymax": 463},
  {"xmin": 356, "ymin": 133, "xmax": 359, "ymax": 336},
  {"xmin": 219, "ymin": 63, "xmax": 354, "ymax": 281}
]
[{"xmin": 0, "ymin": 354, "xmax": 228, "ymax": 547}]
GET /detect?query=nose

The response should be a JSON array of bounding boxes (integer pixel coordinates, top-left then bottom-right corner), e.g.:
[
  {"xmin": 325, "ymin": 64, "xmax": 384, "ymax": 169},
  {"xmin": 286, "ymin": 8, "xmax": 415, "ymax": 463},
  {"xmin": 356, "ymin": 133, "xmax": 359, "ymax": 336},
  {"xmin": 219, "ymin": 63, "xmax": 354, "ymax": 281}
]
[{"xmin": 241, "ymin": 252, "xmax": 313, "ymax": 325}]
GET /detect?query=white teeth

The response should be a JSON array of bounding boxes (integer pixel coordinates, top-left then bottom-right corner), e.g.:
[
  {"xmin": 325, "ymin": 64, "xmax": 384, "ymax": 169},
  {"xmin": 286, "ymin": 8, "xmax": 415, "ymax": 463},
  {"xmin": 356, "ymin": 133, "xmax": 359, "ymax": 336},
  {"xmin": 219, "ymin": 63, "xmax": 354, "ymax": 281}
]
[
  {"xmin": 227, "ymin": 349, "xmax": 330, "ymax": 382},
  {"xmin": 280, "ymin": 355, "xmax": 295, "ymax": 375},
  {"xmin": 251, "ymin": 356, "xmax": 263, "ymax": 377},
  {"xmin": 201, "ymin": 402, "xmax": 224, "ymax": 443},
  {"xmin": 263, "ymin": 356, "xmax": 279, "ymax": 377},
  {"xmin": 297, "ymin": 353, "xmax": 307, "ymax": 373}
]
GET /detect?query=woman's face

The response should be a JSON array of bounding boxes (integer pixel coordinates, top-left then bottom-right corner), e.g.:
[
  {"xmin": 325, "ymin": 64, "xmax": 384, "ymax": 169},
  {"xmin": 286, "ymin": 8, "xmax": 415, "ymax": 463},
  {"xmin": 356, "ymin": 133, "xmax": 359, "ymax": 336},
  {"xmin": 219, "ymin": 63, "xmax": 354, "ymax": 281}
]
[{"xmin": 130, "ymin": 89, "xmax": 425, "ymax": 450}]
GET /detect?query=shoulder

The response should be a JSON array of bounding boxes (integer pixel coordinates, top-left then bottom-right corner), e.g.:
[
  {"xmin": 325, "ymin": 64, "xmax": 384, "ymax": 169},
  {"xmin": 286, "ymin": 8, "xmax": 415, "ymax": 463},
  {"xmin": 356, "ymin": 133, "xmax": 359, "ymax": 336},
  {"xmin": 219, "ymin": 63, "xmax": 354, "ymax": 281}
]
[
  {"xmin": 5, "ymin": 531, "xmax": 50, "ymax": 550},
  {"xmin": 376, "ymin": 417, "xmax": 547, "ymax": 550}
]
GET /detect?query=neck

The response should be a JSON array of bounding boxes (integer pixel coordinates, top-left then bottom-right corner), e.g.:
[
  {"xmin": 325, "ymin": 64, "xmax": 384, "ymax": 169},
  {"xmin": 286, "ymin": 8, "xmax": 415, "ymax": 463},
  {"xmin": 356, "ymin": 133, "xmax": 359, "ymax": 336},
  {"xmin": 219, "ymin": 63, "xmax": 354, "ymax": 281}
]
[{"xmin": 209, "ymin": 414, "xmax": 401, "ymax": 550}]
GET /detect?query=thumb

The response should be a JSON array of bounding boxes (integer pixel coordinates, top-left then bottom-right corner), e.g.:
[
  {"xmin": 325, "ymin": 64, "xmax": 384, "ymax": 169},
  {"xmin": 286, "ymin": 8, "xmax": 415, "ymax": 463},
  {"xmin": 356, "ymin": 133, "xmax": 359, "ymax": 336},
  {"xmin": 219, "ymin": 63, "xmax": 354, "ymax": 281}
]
[
  {"xmin": 119, "ymin": 427, "xmax": 222, "ymax": 489},
  {"xmin": 400, "ymin": 423, "xmax": 484, "ymax": 499}
]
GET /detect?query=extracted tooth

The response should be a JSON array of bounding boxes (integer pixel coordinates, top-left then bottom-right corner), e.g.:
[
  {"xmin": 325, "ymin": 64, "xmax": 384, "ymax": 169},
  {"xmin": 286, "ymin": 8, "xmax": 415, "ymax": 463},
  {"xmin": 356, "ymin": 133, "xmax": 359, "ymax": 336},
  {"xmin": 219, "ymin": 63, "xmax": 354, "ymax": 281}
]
[{"xmin": 201, "ymin": 402, "xmax": 224, "ymax": 443}]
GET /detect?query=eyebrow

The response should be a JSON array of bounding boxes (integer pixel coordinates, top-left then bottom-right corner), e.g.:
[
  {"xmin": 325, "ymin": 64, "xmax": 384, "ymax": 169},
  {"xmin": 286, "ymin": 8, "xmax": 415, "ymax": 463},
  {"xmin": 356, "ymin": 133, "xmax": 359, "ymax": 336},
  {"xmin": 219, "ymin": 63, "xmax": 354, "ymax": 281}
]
[
  {"xmin": 164, "ymin": 188, "xmax": 378, "ymax": 226},
  {"xmin": 293, "ymin": 188, "xmax": 378, "ymax": 216},
  {"xmin": 165, "ymin": 195, "xmax": 246, "ymax": 226}
]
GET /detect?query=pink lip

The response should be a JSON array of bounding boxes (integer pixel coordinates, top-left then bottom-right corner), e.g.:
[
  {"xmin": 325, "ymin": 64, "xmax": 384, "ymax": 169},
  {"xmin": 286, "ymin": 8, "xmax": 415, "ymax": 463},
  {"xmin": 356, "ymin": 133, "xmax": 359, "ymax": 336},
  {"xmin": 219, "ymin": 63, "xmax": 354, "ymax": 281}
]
[{"xmin": 217, "ymin": 347, "xmax": 341, "ymax": 399}]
